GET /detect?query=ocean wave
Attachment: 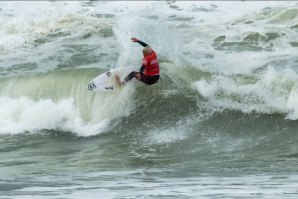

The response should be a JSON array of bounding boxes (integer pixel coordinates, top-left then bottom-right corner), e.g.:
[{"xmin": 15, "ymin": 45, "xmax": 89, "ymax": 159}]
[
  {"xmin": 0, "ymin": 69, "xmax": 136, "ymax": 136},
  {"xmin": 1, "ymin": 1, "xmax": 298, "ymax": 137}
]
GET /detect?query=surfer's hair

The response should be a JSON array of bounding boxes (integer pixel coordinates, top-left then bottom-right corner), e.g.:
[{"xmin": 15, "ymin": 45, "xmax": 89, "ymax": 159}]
[{"xmin": 142, "ymin": 46, "xmax": 152, "ymax": 55}]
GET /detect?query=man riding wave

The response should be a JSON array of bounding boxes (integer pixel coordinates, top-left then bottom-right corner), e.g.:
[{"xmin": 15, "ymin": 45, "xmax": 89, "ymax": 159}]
[{"xmin": 123, "ymin": 38, "xmax": 160, "ymax": 85}]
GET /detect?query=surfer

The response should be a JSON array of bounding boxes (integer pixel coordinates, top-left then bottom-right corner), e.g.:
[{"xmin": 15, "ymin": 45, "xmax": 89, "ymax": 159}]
[{"xmin": 123, "ymin": 38, "xmax": 160, "ymax": 85}]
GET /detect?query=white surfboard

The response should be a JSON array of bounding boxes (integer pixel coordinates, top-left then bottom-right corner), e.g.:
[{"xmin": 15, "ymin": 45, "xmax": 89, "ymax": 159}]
[{"xmin": 88, "ymin": 67, "xmax": 138, "ymax": 91}]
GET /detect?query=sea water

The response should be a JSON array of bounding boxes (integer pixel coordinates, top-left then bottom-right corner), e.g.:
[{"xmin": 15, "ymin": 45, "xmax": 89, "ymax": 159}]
[{"xmin": 1, "ymin": 1, "xmax": 298, "ymax": 198}]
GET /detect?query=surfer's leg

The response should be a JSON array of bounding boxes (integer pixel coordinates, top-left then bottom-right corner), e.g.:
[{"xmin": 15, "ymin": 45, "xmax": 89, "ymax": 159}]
[
  {"xmin": 147, "ymin": 75, "xmax": 159, "ymax": 85},
  {"xmin": 140, "ymin": 74, "xmax": 159, "ymax": 85},
  {"xmin": 125, "ymin": 71, "xmax": 140, "ymax": 82},
  {"xmin": 135, "ymin": 73, "xmax": 141, "ymax": 80}
]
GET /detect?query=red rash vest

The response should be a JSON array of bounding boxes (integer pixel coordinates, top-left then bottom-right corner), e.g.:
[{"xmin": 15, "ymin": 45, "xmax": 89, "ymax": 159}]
[{"xmin": 142, "ymin": 51, "xmax": 160, "ymax": 76}]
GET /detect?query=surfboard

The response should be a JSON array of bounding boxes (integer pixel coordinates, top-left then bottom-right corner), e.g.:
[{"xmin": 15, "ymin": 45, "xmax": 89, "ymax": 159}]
[{"xmin": 88, "ymin": 67, "xmax": 138, "ymax": 91}]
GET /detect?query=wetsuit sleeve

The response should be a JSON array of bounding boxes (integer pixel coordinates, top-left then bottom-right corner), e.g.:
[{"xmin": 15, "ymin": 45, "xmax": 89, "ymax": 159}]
[
  {"xmin": 140, "ymin": 58, "xmax": 148, "ymax": 74},
  {"xmin": 137, "ymin": 40, "xmax": 149, "ymax": 47},
  {"xmin": 137, "ymin": 40, "xmax": 149, "ymax": 74},
  {"xmin": 140, "ymin": 65, "xmax": 145, "ymax": 74}
]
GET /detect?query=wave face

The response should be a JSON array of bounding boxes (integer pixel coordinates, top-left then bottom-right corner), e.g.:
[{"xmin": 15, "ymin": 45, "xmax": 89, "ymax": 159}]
[{"xmin": 1, "ymin": 1, "xmax": 298, "ymax": 198}]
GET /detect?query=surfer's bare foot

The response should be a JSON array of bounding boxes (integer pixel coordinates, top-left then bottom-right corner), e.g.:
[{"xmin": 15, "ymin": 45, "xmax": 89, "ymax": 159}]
[
  {"xmin": 115, "ymin": 75, "xmax": 125, "ymax": 86},
  {"xmin": 114, "ymin": 75, "xmax": 121, "ymax": 85}
]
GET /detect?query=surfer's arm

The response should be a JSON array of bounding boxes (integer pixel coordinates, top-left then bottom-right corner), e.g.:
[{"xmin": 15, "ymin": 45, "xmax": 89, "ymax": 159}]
[
  {"xmin": 137, "ymin": 40, "xmax": 149, "ymax": 47},
  {"xmin": 131, "ymin": 38, "xmax": 149, "ymax": 47},
  {"xmin": 140, "ymin": 65, "xmax": 145, "ymax": 74},
  {"xmin": 139, "ymin": 58, "xmax": 148, "ymax": 74}
]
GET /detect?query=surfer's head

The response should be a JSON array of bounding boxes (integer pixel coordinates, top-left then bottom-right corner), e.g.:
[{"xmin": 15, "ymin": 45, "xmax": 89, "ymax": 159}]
[{"xmin": 142, "ymin": 46, "xmax": 152, "ymax": 57}]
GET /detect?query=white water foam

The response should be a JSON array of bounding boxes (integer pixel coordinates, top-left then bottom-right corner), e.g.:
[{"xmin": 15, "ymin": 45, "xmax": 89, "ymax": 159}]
[
  {"xmin": 0, "ymin": 80, "xmax": 136, "ymax": 136},
  {"xmin": 0, "ymin": 97, "xmax": 108, "ymax": 136},
  {"xmin": 0, "ymin": 1, "xmax": 116, "ymax": 76},
  {"xmin": 194, "ymin": 66, "xmax": 298, "ymax": 119},
  {"xmin": 0, "ymin": 1, "xmax": 80, "ymax": 50}
]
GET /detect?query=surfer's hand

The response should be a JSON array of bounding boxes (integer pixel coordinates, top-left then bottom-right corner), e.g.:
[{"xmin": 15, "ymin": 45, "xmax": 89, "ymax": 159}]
[{"xmin": 131, "ymin": 38, "xmax": 139, "ymax": 42}]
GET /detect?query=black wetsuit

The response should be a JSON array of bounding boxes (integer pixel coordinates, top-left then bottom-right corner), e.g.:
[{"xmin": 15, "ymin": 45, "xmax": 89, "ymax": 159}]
[{"xmin": 126, "ymin": 41, "xmax": 159, "ymax": 85}]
